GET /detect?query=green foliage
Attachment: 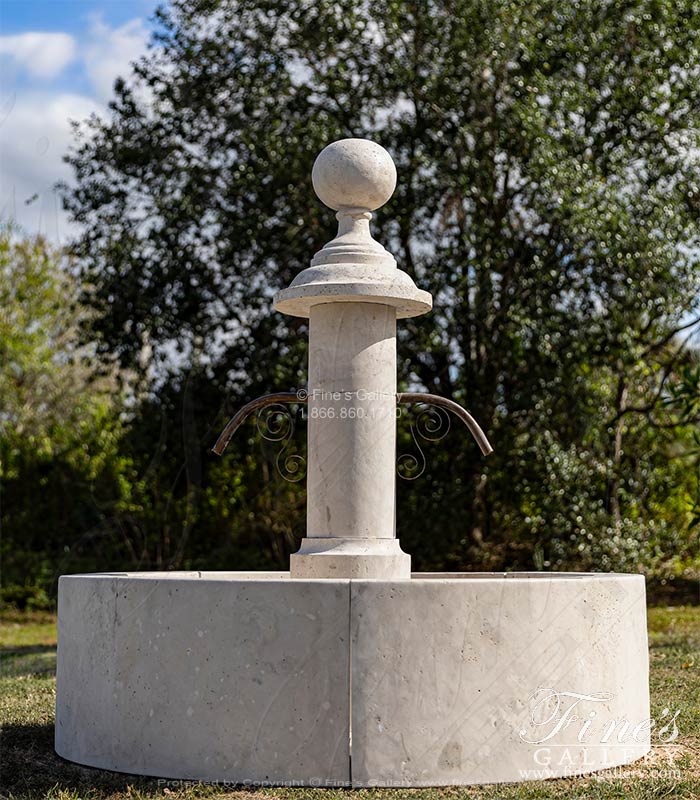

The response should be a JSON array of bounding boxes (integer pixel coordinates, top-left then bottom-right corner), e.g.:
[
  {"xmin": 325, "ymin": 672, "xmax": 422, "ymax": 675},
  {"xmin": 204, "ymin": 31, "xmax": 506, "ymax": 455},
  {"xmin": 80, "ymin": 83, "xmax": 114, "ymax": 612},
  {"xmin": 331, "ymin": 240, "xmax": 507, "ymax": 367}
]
[
  {"xmin": 0, "ymin": 228, "xmax": 131, "ymax": 597},
  {"xmin": 0, "ymin": 583, "xmax": 51, "ymax": 612},
  {"xmin": 49, "ymin": 0, "xmax": 700, "ymax": 578},
  {"xmin": 664, "ymin": 363, "xmax": 700, "ymax": 532}
]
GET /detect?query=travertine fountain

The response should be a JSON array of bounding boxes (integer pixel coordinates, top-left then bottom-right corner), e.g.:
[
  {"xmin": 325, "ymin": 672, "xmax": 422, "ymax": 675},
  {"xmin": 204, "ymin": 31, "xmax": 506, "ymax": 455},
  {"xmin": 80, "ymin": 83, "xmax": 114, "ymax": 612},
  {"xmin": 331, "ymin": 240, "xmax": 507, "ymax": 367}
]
[{"xmin": 56, "ymin": 139, "xmax": 650, "ymax": 786}]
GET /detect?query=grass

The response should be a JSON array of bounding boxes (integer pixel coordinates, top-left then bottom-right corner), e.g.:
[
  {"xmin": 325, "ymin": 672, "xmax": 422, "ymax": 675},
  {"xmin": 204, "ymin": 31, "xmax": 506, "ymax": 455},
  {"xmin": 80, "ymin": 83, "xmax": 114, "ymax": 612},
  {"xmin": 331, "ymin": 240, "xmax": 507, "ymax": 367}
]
[{"xmin": 1, "ymin": 606, "xmax": 698, "ymax": 800}]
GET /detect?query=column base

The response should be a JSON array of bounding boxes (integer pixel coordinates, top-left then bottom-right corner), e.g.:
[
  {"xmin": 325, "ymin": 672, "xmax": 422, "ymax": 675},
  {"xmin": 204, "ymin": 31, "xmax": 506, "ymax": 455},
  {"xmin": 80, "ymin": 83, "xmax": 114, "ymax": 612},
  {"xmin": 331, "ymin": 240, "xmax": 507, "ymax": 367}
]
[{"xmin": 290, "ymin": 537, "xmax": 410, "ymax": 579}]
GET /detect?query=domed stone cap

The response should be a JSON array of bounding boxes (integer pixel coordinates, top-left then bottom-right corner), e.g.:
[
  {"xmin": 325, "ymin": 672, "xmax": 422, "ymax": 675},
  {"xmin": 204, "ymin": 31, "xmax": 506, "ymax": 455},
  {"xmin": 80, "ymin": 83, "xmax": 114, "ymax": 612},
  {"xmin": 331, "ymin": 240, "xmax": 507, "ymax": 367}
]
[{"xmin": 312, "ymin": 139, "xmax": 397, "ymax": 211}]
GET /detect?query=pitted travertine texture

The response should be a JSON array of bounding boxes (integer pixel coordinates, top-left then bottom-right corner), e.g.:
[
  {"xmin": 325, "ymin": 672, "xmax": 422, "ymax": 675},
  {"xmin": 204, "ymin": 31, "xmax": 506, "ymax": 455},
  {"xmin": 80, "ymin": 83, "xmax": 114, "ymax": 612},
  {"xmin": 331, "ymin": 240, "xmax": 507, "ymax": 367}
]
[
  {"xmin": 291, "ymin": 301, "xmax": 410, "ymax": 578},
  {"xmin": 56, "ymin": 572, "xmax": 649, "ymax": 786},
  {"xmin": 311, "ymin": 139, "xmax": 397, "ymax": 212},
  {"xmin": 56, "ymin": 574, "xmax": 350, "ymax": 785},
  {"xmin": 351, "ymin": 573, "xmax": 650, "ymax": 785}
]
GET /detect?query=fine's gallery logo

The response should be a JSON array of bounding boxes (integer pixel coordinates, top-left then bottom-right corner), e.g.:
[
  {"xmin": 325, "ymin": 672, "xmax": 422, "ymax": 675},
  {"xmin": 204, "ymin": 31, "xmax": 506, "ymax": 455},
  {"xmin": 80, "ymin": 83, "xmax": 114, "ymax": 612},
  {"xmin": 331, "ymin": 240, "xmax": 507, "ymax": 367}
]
[{"xmin": 519, "ymin": 687, "xmax": 679, "ymax": 746}]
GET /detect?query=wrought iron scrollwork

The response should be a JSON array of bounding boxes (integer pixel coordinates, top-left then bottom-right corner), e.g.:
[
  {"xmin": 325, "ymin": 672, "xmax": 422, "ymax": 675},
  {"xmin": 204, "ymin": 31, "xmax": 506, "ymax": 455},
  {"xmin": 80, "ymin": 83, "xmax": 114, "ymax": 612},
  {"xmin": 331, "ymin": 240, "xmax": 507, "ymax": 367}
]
[
  {"xmin": 212, "ymin": 392, "xmax": 302, "ymax": 455},
  {"xmin": 254, "ymin": 403, "xmax": 306, "ymax": 483},
  {"xmin": 212, "ymin": 392, "xmax": 306, "ymax": 484},
  {"xmin": 397, "ymin": 403, "xmax": 452, "ymax": 480},
  {"xmin": 212, "ymin": 390, "xmax": 491, "ymax": 483},
  {"xmin": 396, "ymin": 393, "xmax": 493, "ymax": 456}
]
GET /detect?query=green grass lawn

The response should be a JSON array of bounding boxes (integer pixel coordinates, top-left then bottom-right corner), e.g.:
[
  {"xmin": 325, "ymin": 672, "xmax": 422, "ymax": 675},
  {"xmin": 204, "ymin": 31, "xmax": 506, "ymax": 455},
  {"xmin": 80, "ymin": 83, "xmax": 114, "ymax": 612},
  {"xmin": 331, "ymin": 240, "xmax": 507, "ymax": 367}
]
[{"xmin": 1, "ymin": 606, "xmax": 698, "ymax": 800}]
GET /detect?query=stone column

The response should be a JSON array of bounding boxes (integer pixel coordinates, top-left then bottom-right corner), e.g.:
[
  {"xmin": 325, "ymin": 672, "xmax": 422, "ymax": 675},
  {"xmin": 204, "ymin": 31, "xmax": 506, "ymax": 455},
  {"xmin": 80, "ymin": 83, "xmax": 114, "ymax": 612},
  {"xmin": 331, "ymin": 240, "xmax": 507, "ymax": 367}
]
[
  {"xmin": 274, "ymin": 139, "xmax": 432, "ymax": 578},
  {"xmin": 307, "ymin": 301, "xmax": 397, "ymax": 539}
]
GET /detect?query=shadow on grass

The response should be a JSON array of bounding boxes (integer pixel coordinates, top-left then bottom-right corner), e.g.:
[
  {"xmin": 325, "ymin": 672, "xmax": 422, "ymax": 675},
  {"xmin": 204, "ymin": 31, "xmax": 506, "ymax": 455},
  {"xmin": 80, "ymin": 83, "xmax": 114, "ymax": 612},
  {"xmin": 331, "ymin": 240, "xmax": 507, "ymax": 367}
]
[
  {"xmin": 0, "ymin": 645, "xmax": 56, "ymax": 656},
  {"xmin": 646, "ymin": 577, "xmax": 700, "ymax": 607},
  {"xmin": 0, "ymin": 645, "xmax": 57, "ymax": 678},
  {"xmin": 1, "ymin": 722, "xmax": 169, "ymax": 798}
]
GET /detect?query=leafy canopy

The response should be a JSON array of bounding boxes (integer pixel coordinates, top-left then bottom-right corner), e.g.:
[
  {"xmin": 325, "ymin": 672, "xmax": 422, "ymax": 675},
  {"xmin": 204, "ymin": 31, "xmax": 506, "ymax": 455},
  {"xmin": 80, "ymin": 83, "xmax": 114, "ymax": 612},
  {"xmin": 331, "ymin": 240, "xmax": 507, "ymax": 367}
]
[{"xmin": 62, "ymin": 0, "xmax": 700, "ymax": 574}]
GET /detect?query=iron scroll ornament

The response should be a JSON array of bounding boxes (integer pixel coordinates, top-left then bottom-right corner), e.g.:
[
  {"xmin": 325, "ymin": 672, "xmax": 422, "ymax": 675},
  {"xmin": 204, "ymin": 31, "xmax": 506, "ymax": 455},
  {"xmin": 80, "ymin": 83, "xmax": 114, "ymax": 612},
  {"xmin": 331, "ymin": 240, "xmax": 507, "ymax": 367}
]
[
  {"xmin": 212, "ymin": 392, "xmax": 304, "ymax": 456},
  {"xmin": 396, "ymin": 401, "xmax": 451, "ymax": 481},
  {"xmin": 254, "ymin": 401, "xmax": 306, "ymax": 483},
  {"xmin": 212, "ymin": 392, "xmax": 493, "ymax": 479},
  {"xmin": 396, "ymin": 393, "xmax": 493, "ymax": 457}
]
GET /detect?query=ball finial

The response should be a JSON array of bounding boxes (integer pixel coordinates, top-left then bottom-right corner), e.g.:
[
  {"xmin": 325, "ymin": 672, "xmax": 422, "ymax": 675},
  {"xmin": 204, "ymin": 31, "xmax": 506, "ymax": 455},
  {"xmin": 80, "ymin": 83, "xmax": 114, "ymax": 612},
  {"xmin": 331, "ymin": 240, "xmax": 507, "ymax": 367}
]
[{"xmin": 312, "ymin": 138, "xmax": 397, "ymax": 212}]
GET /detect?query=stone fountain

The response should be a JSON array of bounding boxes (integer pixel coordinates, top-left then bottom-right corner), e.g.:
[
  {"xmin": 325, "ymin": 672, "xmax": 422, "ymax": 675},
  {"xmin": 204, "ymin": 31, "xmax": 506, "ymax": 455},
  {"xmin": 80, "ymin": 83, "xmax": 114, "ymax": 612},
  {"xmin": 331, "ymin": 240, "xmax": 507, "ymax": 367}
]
[{"xmin": 56, "ymin": 139, "xmax": 650, "ymax": 786}]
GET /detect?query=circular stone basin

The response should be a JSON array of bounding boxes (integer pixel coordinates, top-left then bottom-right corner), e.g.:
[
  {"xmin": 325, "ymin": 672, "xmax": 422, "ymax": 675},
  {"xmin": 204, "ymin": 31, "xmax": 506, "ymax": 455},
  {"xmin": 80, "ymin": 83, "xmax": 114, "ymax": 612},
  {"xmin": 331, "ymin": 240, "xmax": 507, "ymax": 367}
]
[{"xmin": 55, "ymin": 571, "xmax": 649, "ymax": 786}]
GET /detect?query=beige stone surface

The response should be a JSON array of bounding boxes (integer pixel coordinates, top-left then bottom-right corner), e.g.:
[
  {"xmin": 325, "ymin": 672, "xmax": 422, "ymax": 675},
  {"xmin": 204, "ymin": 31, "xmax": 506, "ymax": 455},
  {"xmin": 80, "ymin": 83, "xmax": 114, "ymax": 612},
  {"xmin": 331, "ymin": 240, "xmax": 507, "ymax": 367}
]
[
  {"xmin": 305, "ymin": 303, "xmax": 397, "ymax": 540},
  {"xmin": 311, "ymin": 139, "xmax": 396, "ymax": 212},
  {"xmin": 351, "ymin": 573, "xmax": 650, "ymax": 786},
  {"xmin": 273, "ymin": 139, "xmax": 431, "ymax": 320},
  {"xmin": 291, "ymin": 538, "xmax": 410, "ymax": 580},
  {"xmin": 56, "ymin": 142, "xmax": 649, "ymax": 788},
  {"xmin": 56, "ymin": 573, "xmax": 350, "ymax": 784},
  {"xmin": 277, "ymin": 139, "xmax": 431, "ymax": 578},
  {"xmin": 56, "ymin": 572, "xmax": 650, "ymax": 786},
  {"xmin": 273, "ymin": 264, "xmax": 432, "ymax": 319}
]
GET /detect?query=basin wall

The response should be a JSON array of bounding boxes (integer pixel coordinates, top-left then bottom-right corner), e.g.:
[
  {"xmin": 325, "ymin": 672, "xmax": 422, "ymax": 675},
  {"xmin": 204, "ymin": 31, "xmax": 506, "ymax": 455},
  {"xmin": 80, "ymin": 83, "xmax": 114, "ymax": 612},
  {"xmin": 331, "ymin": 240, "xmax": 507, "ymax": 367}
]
[{"xmin": 56, "ymin": 572, "xmax": 650, "ymax": 786}]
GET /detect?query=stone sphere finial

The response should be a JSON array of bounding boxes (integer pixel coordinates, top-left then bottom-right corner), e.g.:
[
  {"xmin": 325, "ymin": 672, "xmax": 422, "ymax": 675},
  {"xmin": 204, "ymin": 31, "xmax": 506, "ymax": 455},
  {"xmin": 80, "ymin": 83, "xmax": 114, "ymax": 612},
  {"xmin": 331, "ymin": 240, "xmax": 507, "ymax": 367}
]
[{"xmin": 312, "ymin": 138, "xmax": 397, "ymax": 212}]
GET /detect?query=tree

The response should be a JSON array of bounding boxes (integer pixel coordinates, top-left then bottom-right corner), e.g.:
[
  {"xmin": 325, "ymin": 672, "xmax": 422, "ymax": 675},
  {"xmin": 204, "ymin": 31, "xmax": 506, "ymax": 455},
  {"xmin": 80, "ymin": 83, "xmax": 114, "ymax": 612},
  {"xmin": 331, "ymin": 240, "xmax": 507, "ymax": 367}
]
[
  {"xmin": 0, "ymin": 228, "xmax": 126, "ymax": 601},
  {"xmin": 62, "ymin": 0, "xmax": 700, "ymax": 575}
]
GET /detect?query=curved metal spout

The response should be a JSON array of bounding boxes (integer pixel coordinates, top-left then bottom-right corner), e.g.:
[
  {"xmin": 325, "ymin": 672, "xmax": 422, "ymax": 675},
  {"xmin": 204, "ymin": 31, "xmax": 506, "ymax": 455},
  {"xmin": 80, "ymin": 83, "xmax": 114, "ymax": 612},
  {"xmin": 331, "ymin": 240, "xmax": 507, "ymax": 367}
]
[
  {"xmin": 398, "ymin": 392, "xmax": 493, "ymax": 456},
  {"xmin": 213, "ymin": 390, "xmax": 493, "ymax": 457},
  {"xmin": 211, "ymin": 392, "xmax": 303, "ymax": 455}
]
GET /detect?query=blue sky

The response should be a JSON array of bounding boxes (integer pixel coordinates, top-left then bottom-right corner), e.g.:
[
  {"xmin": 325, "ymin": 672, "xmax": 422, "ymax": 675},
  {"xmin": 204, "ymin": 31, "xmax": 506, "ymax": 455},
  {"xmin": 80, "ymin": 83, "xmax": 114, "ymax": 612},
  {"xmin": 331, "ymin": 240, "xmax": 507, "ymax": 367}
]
[{"xmin": 0, "ymin": 0, "xmax": 159, "ymax": 241}]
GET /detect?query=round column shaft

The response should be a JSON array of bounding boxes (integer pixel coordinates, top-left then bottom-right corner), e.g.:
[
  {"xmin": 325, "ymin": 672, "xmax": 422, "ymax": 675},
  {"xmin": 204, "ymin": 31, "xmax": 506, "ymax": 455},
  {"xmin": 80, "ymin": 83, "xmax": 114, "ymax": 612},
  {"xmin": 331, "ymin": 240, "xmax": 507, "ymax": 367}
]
[
  {"xmin": 290, "ymin": 302, "xmax": 408, "ymax": 578},
  {"xmin": 274, "ymin": 139, "xmax": 432, "ymax": 578},
  {"xmin": 307, "ymin": 302, "xmax": 396, "ymax": 540}
]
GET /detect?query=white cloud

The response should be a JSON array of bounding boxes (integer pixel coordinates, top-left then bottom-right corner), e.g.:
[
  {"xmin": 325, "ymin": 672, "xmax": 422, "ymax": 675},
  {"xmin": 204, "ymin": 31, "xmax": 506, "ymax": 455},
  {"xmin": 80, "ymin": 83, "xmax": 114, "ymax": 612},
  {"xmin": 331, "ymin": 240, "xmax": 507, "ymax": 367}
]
[
  {"xmin": 0, "ymin": 91, "xmax": 101, "ymax": 242},
  {"xmin": 0, "ymin": 16, "xmax": 152, "ymax": 241},
  {"xmin": 0, "ymin": 32, "xmax": 77, "ymax": 79},
  {"xmin": 85, "ymin": 17, "xmax": 150, "ymax": 103}
]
